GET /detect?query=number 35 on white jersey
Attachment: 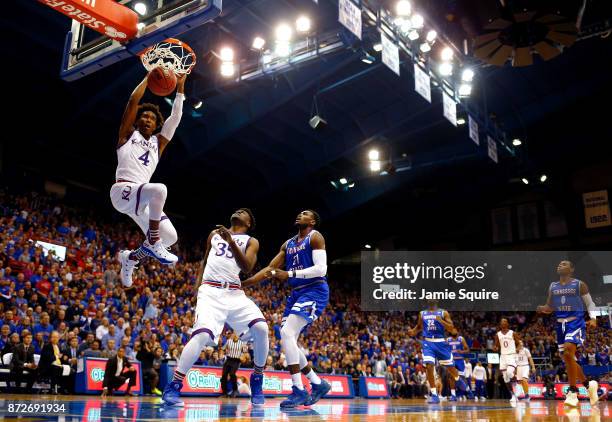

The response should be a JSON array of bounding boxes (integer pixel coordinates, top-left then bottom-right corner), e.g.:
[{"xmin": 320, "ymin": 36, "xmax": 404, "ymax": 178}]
[{"xmin": 203, "ymin": 233, "xmax": 251, "ymax": 285}]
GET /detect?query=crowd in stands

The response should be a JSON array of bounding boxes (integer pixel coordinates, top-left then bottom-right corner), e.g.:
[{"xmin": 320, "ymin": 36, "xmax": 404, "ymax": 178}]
[{"xmin": 0, "ymin": 190, "xmax": 609, "ymax": 397}]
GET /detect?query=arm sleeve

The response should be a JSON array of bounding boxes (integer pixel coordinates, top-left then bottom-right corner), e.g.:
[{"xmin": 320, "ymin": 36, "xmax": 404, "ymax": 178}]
[
  {"xmin": 160, "ymin": 93, "xmax": 185, "ymax": 140},
  {"xmin": 581, "ymin": 293, "xmax": 598, "ymax": 319},
  {"xmin": 294, "ymin": 249, "xmax": 327, "ymax": 279}
]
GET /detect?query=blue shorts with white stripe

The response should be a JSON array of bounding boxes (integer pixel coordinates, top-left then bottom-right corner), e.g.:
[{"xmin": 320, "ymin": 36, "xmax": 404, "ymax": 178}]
[{"xmin": 282, "ymin": 282, "xmax": 329, "ymax": 325}]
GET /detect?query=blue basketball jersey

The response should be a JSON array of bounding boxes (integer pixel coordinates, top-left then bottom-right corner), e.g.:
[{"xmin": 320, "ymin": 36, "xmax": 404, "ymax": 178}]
[
  {"xmin": 447, "ymin": 336, "xmax": 464, "ymax": 360},
  {"xmin": 550, "ymin": 279, "xmax": 583, "ymax": 319},
  {"xmin": 285, "ymin": 229, "xmax": 327, "ymax": 289},
  {"xmin": 421, "ymin": 309, "xmax": 446, "ymax": 338}
]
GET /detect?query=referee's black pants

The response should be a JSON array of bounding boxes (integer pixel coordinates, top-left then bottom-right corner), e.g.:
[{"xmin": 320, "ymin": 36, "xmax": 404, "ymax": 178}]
[{"xmin": 221, "ymin": 358, "xmax": 241, "ymax": 395}]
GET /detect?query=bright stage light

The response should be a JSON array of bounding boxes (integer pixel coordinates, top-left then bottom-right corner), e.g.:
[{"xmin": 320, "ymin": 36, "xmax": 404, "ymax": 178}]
[
  {"xmin": 220, "ymin": 62, "xmax": 235, "ymax": 77},
  {"xmin": 408, "ymin": 30, "xmax": 420, "ymax": 40},
  {"xmin": 368, "ymin": 149, "xmax": 380, "ymax": 161},
  {"xmin": 522, "ymin": 178, "xmax": 529, "ymax": 185},
  {"xmin": 540, "ymin": 174, "xmax": 548, "ymax": 183},
  {"xmin": 457, "ymin": 118, "xmax": 466, "ymax": 125},
  {"xmin": 396, "ymin": 1, "xmax": 411, "ymax": 16},
  {"xmin": 512, "ymin": 138, "xmax": 522, "ymax": 146},
  {"xmin": 134, "ymin": 2, "xmax": 147, "ymax": 16},
  {"xmin": 373, "ymin": 43, "xmax": 383, "ymax": 52},
  {"xmin": 426, "ymin": 30, "xmax": 437, "ymax": 42},
  {"xmin": 275, "ymin": 41, "xmax": 291, "ymax": 57},
  {"xmin": 194, "ymin": 101, "xmax": 203, "ymax": 110},
  {"xmin": 441, "ymin": 46, "xmax": 453, "ymax": 61},
  {"xmin": 419, "ymin": 42, "xmax": 431, "ymax": 52},
  {"xmin": 339, "ymin": 178, "xmax": 348, "ymax": 185},
  {"xmin": 458, "ymin": 83, "xmax": 472, "ymax": 96},
  {"xmin": 276, "ymin": 23, "xmax": 293, "ymax": 41},
  {"xmin": 252, "ymin": 37, "xmax": 266, "ymax": 50},
  {"xmin": 296, "ymin": 16, "xmax": 311, "ymax": 33},
  {"xmin": 411, "ymin": 14, "xmax": 424, "ymax": 29},
  {"xmin": 370, "ymin": 161, "xmax": 381, "ymax": 172},
  {"xmin": 462, "ymin": 68, "xmax": 475, "ymax": 82},
  {"xmin": 220, "ymin": 47, "xmax": 234, "ymax": 62},
  {"xmin": 439, "ymin": 62, "xmax": 453, "ymax": 76}
]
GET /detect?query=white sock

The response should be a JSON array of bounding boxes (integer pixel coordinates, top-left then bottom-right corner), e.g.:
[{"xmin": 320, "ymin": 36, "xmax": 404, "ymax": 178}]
[
  {"xmin": 451, "ymin": 389, "xmax": 456, "ymax": 396},
  {"xmin": 304, "ymin": 368, "xmax": 321, "ymax": 385},
  {"xmin": 431, "ymin": 388, "xmax": 437, "ymax": 396},
  {"xmin": 291, "ymin": 372, "xmax": 304, "ymax": 390}
]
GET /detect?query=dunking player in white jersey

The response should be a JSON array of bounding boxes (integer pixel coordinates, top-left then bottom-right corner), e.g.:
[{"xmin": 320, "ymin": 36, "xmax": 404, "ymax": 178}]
[
  {"xmin": 162, "ymin": 209, "xmax": 269, "ymax": 407},
  {"xmin": 110, "ymin": 74, "xmax": 187, "ymax": 287},
  {"xmin": 494, "ymin": 318, "xmax": 521, "ymax": 404}
]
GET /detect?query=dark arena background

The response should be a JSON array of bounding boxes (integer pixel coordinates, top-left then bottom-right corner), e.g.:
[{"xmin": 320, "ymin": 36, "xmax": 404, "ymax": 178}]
[{"xmin": 1, "ymin": 0, "xmax": 611, "ymax": 420}]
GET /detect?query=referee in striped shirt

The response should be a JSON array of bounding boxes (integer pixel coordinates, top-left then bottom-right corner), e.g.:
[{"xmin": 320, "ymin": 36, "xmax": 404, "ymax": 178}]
[{"xmin": 221, "ymin": 333, "xmax": 245, "ymax": 397}]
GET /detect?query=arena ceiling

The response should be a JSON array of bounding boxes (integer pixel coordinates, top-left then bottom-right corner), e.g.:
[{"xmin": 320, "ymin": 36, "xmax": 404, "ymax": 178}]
[{"xmin": 4, "ymin": 0, "xmax": 612, "ymax": 257}]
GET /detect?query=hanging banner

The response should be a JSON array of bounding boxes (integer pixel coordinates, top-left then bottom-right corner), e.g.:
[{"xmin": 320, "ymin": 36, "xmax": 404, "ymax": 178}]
[
  {"xmin": 381, "ymin": 33, "xmax": 400, "ymax": 75},
  {"xmin": 469, "ymin": 115, "xmax": 479, "ymax": 145},
  {"xmin": 442, "ymin": 91, "xmax": 457, "ymax": 126},
  {"xmin": 487, "ymin": 136, "xmax": 498, "ymax": 163},
  {"xmin": 583, "ymin": 190, "xmax": 611, "ymax": 229},
  {"xmin": 339, "ymin": 0, "xmax": 362, "ymax": 40},
  {"xmin": 414, "ymin": 64, "xmax": 431, "ymax": 103}
]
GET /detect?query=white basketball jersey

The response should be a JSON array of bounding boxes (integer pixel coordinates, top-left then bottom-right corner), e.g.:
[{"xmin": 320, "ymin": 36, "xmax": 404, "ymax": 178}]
[
  {"xmin": 202, "ymin": 233, "xmax": 251, "ymax": 285},
  {"xmin": 116, "ymin": 130, "xmax": 160, "ymax": 184},
  {"xmin": 517, "ymin": 348, "xmax": 531, "ymax": 366},
  {"xmin": 497, "ymin": 330, "xmax": 516, "ymax": 355}
]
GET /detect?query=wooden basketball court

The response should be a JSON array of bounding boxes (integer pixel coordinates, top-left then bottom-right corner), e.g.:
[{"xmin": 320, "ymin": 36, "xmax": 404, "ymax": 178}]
[{"xmin": 0, "ymin": 394, "xmax": 608, "ymax": 421}]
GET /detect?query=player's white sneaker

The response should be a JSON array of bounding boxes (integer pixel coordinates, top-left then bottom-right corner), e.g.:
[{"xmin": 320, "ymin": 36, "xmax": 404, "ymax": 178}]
[
  {"xmin": 474, "ymin": 396, "xmax": 479, "ymax": 401},
  {"xmin": 142, "ymin": 239, "xmax": 178, "ymax": 264},
  {"xmin": 588, "ymin": 380, "xmax": 599, "ymax": 406},
  {"xmin": 119, "ymin": 250, "xmax": 137, "ymax": 288},
  {"xmin": 564, "ymin": 391, "xmax": 579, "ymax": 407},
  {"xmin": 510, "ymin": 396, "xmax": 518, "ymax": 405}
]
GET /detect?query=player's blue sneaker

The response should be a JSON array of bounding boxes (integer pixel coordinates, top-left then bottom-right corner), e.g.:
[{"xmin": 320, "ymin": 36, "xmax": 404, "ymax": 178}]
[
  {"xmin": 280, "ymin": 386, "xmax": 311, "ymax": 408},
  {"xmin": 250, "ymin": 373, "xmax": 265, "ymax": 406},
  {"xmin": 427, "ymin": 394, "xmax": 441, "ymax": 404},
  {"xmin": 304, "ymin": 380, "xmax": 331, "ymax": 406},
  {"xmin": 467, "ymin": 390, "xmax": 475, "ymax": 400},
  {"xmin": 449, "ymin": 395, "xmax": 458, "ymax": 402},
  {"xmin": 142, "ymin": 239, "xmax": 178, "ymax": 265},
  {"xmin": 162, "ymin": 381, "xmax": 184, "ymax": 406}
]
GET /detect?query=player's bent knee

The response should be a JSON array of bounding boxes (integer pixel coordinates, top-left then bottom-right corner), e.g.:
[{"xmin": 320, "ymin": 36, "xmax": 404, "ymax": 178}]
[
  {"xmin": 150, "ymin": 183, "xmax": 168, "ymax": 200},
  {"xmin": 250, "ymin": 321, "xmax": 268, "ymax": 339}
]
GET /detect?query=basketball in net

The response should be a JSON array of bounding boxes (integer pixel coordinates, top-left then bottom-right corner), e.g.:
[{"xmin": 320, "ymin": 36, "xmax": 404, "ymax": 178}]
[{"xmin": 140, "ymin": 39, "xmax": 196, "ymax": 96}]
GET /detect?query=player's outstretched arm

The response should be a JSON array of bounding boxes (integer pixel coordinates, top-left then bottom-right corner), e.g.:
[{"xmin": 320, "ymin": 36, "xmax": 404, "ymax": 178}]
[
  {"xmin": 579, "ymin": 280, "xmax": 598, "ymax": 328},
  {"xmin": 242, "ymin": 242, "xmax": 287, "ymax": 287},
  {"xmin": 493, "ymin": 333, "xmax": 500, "ymax": 352},
  {"xmin": 158, "ymin": 74, "xmax": 187, "ymax": 156},
  {"xmin": 460, "ymin": 337, "xmax": 470, "ymax": 354},
  {"xmin": 118, "ymin": 77, "xmax": 148, "ymax": 147}
]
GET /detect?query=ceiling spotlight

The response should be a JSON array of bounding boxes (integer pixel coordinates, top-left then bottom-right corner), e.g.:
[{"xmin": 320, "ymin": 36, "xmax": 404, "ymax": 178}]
[
  {"xmin": 275, "ymin": 23, "xmax": 293, "ymax": 41},
  {"xmin": 296, "ymin": 16, "xmax": 311, "ymax": 33},
  {"xmin": 330, "ymin": 180, "xmax": 339, "ymax": 189},
  {"xmin": 441, "ymin": 46, "xmax": 453, "ymax": 61},
  {"xmin": 370, "ymin": 161, "xmax": 381, "ymax": 172},
  {"xmin": 439, "ymin": 62, "xmax": 453, "ymax": 76},
  {"xmin": 137, "ymin": 22, "xmax": 146, "ymax": 30},
  {"xmin": 419, "ymin": 42, "xmax": 431, "ymax": 52},
  {"xmin": 275, "ymin": 41, "xmax": 291, "ymax": 57},
  {"xmin": 252, "ymin": 37, "xmax": 266, "ymax": 50},
  {"xmin": 194, "ymin": 101, "xmax": 203, "ymax": 110},
  {"xmin": 458, "ymin": 83, "xmax": 472, "ymax": 97},
  {"xmin": 339, "ymin": 178, "xmax": 348, "ymax": 185},
  {"xmin": 408, "ymin": 30, "xmax": 420, "ymax": 41},
  {"xmin": 348, "ymin": 182, "xmax": 356, "ymax": 188},
  {"xmin": 540, "ymin": 174, "xmax": 548, "ymax": 183},
  {"xmin": 521, "ymin": 178, "xmax": 529, "ymax": 185},
  {"xmin": 368, "ymin": 149, "xmax": 380, "ymax": 161},
  {"xmin": 462, "ymin": 68, "xmax": 475, "ymax": 82},
  {"xmin": 457, "ymin": 118, "xmax": 466, "ymax": 125},
  {"xmin": 219, "ymin": 47, "xmax": 234, "ymax": 62},
  {"xmin": 220, "ymin": 62, "xmax": 235, "ymax": 77},
  {"xmin": 361, "ymin": 51, "xmax": 375, "ymax": 64},
  {"xmin": 373, "ymin": 43, "xmax": 383, "ymax": 52},
  {"xmin": 400, "ymin": 20, "xmax": 413, "ymax": 34},
  {"xmin": 396, "ymin": 1, "xmax": 411, "ymax": 16},
  {"xmin": 426, "ymin": 30, "xmax": 437, "ymax": 42},
  {"xmin": 134, "ymin": 2, "xmax": 147, "ymax": 16},
  {"xmin": 410, "ymin": 14, "xmax": 424, "ymax": 29},
  {"xmin": 364, "ymin": 244, "xmax": 372, "ymax": 249},
  {"xmin": 512, "ymin": 138, "xmax": 522, "ymax": 146}
]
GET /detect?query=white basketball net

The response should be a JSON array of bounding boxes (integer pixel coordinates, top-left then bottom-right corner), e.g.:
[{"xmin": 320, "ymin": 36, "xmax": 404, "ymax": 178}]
[{"xmin": 141, "ymin": 40, "xmax": 196, "ymax": 75}]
